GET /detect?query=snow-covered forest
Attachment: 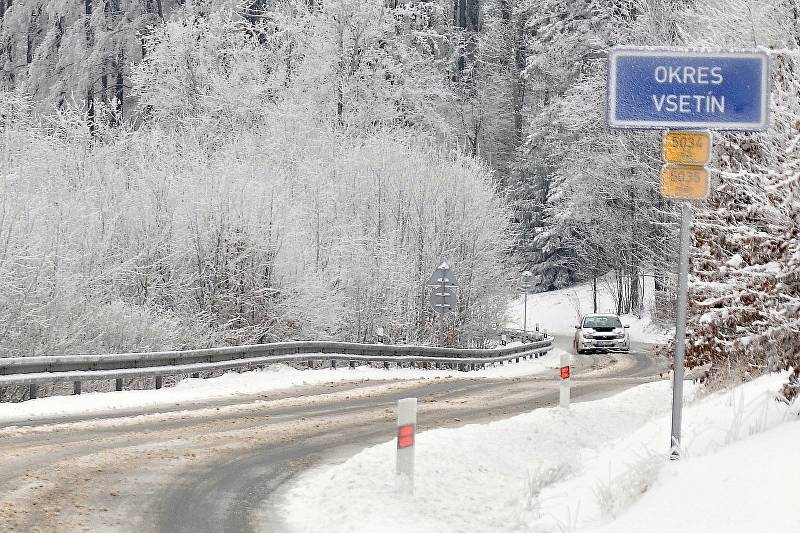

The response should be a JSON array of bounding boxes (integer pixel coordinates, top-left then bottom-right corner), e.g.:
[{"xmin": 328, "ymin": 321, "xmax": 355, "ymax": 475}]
[{"xmin": 0, "ymin": 0, "xmax": 797, "ymax": 392}]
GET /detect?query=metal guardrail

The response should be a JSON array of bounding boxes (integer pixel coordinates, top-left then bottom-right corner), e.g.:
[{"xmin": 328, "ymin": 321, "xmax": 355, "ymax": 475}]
[
  {"xmin": 0, "ymin": 337, "xmax": 554, "ymax": 400},
  {"xmin": 500, "ymin": 328, "xmax": 548, "ymax": 343}
]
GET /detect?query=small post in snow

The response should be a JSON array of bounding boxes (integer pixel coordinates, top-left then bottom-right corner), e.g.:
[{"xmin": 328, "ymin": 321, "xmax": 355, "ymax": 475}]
[
  {"xmin": 559, "ymin": 351, "xmax": 570, "ymax": 408},
  {"xmin": 396, "ymin": 397, "xmax": 417, "ymax": 492}
]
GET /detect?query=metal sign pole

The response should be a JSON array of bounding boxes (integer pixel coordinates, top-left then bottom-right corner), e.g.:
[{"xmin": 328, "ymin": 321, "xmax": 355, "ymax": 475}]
[
  {"xmin": 523, "ymin": 291, "xmax": 528, "ymax": 334},
  {"xmin": 521, "ymin": 271, "xmax": 532, "ymax": 337},
  {"xmin": 670, "ymin": 201, "xmax": 691, "ymax": 459},
  {"xmin": 440, "ymin": 271, "xmax": 447, "ymax": 346}
]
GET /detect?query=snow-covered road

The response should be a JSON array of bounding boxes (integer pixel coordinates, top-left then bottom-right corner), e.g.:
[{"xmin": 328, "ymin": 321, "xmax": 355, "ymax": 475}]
[{"xmin": 0, "ymin": 346, "xmax": 666, "ymax": 532}]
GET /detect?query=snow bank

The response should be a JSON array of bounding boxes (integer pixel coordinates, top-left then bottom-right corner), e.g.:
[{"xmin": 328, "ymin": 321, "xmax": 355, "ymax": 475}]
[
  {"xmin": 277, "ymin": 373, "xmax": 798, "ymax": 533},
  {"xmin": 507, "ymin": 275, "xmax": 671, "ymax": 344},
  {"xmin": 0, "ymin": 350, "xmax": 560, "ymax": 425},
  {"xmin": 591, "ymin": 422, "xmax": 800, "ymax": 533}
]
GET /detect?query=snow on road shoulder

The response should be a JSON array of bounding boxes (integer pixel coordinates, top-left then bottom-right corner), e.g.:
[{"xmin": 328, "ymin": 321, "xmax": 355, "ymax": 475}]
[
  {"xmin": 0, "ymin": 349, "xmax": 560, "ymax": 426},
  {"xmin": 590, "ymin": 421, "xmax": 800, "ymax": 533},
  {"xmin": 508, "ymin": 275, "xmax": 671, "ymax": 344},
  {"xmin": 276, "ymin": 373, "xmax": 797, "ymax": 533}
]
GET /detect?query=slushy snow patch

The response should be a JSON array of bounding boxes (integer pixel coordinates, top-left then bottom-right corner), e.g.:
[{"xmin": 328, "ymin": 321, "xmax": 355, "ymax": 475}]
[{"xmin": 277, "ymin": 372, "xmax": 797, "ymax": 533}]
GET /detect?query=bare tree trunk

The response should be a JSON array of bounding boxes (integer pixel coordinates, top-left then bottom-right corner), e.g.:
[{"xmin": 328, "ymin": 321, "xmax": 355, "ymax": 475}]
[
  {"xmin": 501, "ymin": 0, "xmax": 526, "ymax": 145},
  {"xmin": 87, "ymin": 88, "xmax": 96, "ymax": 135},
  {"xmin": 115, "ymin": 50, "xmax": 124, "ymax": 122},
  {"xmin": 627, "ymin": 186, "xmax": 639, "ymax": 314}
]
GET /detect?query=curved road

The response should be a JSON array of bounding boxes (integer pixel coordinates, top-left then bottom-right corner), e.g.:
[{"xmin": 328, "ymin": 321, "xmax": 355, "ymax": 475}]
[{"xmin": 0, "ymin": 339, "xmax": 667, "ymax": 532}]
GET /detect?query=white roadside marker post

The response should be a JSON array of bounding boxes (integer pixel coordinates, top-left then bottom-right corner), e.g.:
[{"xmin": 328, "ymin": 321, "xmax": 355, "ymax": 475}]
[
  {"xmin": 396, "ymin": 397, "xmax": 417, "ymax": 492},
  {"xmin": 560, "ymin": 351, "xmax": 570, "ymax": 408}
]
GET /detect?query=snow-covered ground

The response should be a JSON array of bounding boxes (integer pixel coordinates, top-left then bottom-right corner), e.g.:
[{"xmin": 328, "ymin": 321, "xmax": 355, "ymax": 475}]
[
  {"xmin": 0, "ymin": 350, "xmax": 561, "ymax": 426},
  {"xmin": 277, "ymin": 373, "xmax": 798, "ymax": 533},
  {"xmin": 507, "ymin": 275, "xmax": 672, "ymax": 344}
]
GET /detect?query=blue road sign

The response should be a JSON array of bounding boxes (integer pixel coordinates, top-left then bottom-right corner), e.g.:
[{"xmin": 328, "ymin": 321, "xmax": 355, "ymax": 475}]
[{"xmin": 608, "ymin": 48, "xmax": 770, "ymax": 130}]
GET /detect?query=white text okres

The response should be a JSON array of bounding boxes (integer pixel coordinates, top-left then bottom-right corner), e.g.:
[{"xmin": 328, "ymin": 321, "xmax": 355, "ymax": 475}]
[{"xmin": 651, "ymin": 65, "xmax": 725, "ymax": 115}]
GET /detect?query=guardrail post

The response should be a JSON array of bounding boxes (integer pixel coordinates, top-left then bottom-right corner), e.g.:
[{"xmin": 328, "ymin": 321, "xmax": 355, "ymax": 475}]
[
  {"xmin": 155, "ymin": 376, "xmax": 163, "ymax": 389},
  {"xmin": 73, "ymin": 381, "xmax": 81, "ymax": 395},
  {"xmin": 28, "ymin": 384, "xmax": 38, "ymax": 400},
  {"xmin": 116, "ymin": 378, "xmax": 123, "ymax": 391},
  {"xmin": 396, "ymin": 397, "xmax": 417, "ymax": 493},
  {"xmin": 331, "ymin": 360, "xmax": 337, "ymax": 369}
]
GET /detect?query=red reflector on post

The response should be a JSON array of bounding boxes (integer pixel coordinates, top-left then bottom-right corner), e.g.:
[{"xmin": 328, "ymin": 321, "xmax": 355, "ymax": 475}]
[
  {"xmin": 560, "ymin": 366, "xmax": 570, "ymax": 380},
  {"xmin": 397, "ymin": 424, "xmax": 415, "ymax": 448}
]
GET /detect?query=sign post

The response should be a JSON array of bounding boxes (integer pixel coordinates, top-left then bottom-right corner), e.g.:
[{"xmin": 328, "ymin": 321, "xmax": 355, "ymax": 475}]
[
  {"xmin": 427, "ymin": 262, "xmax": 458, "ymax": 346},
  {"xmin": 670, "ymin": 202, "xmax": 691, "ymax": 458},
  {"xmin": 607, "ymin": 47, "xmax": 770, "ymax": 460},
  {"xmin": 521, "ymin": 270, "xmax": 533, "ymax": 335}
]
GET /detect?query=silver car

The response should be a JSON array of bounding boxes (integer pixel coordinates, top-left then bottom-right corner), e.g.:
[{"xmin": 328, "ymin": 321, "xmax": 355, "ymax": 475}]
[{"xmin": 573, "ymin": 314, "xmax": 630, "ymax": 354}]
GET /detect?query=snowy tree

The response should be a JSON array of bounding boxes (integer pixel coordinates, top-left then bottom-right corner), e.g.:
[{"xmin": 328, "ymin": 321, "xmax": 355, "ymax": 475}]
[
  {"xmin": 277, "ymin": 0, "xmax": 451, "ymax": 134},
  {"xmin": 0, "ymin": 0, "xmax": 178, "ymax": 122},
  {"xmin": 676, "ymin": 0, "xmax": 800, "ymax": 395},
  {"xmin": 517, "ymin": 0, "xmax": 678, "ymax": 314}
]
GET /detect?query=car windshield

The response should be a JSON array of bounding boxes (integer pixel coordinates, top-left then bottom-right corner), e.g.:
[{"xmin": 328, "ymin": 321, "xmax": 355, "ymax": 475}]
[{"xmin": 583, "ymin": 316, "xmax": 622, "ymax": 328}]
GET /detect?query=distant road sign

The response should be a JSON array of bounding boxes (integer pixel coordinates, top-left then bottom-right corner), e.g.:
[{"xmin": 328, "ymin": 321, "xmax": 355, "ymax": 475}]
[
  {"xmin": 428, "ymin": 262, "xmax": 458, "ymax": 315},
  {"xmin": 608, "ymin": 48, "xmax": 770, "ymax": 130},
  {"xmin": 660, "ymin": 164, "xmax": 710, "ymax": 200},
  {"xmin": 428, "ymin": 261, "xmax": 458, "ymax": 287},
  {"xmin": 663, "ymin": 130, "xmax": 711, "ymax": 164}
]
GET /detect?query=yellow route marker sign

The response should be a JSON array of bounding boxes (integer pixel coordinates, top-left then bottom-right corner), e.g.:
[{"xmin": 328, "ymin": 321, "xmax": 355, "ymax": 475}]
[
  {"xmin": 663, "ymin": 130, "xmax": 711, "ymax": 165},
  {"xmin": 660, "ymin": 164, "xmax": 710, "ymax": 200}
]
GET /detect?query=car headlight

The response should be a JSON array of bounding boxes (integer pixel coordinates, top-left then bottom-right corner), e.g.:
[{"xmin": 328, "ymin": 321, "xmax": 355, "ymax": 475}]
[{"xmin": 582, "ymin": 332, "xmax": 593, "ymax": 339}]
